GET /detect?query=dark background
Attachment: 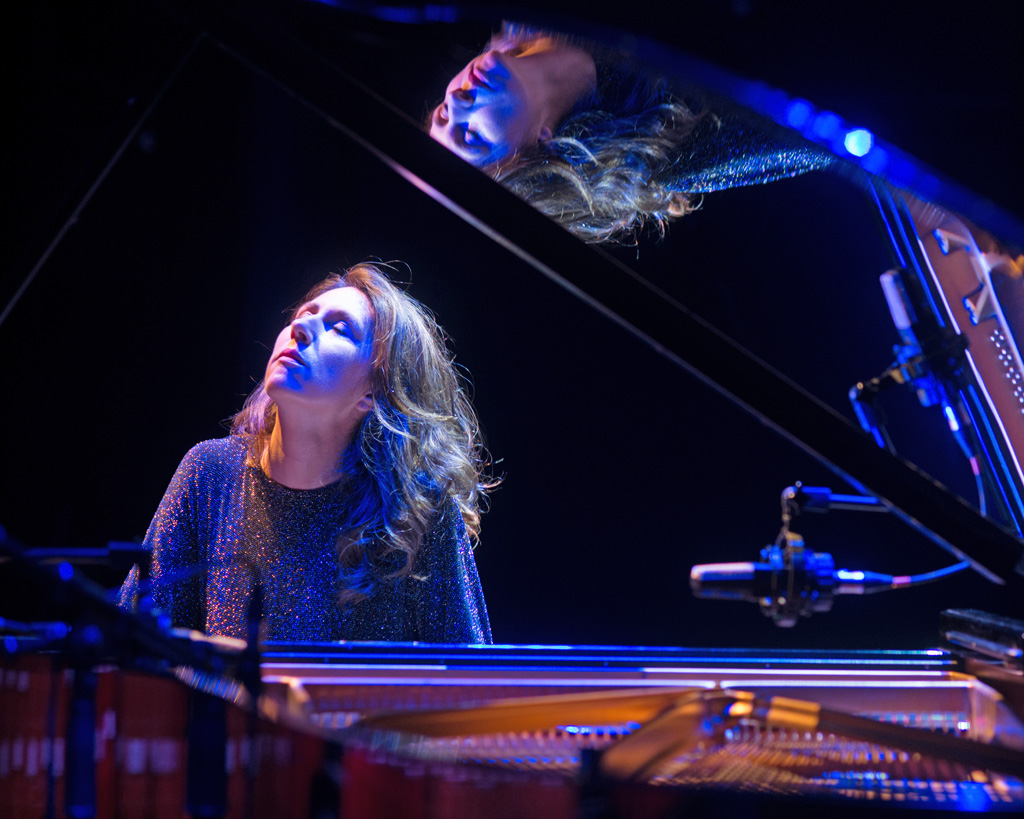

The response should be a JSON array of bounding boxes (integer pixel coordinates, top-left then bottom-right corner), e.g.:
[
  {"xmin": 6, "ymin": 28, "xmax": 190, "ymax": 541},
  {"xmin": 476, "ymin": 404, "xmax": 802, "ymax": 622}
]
[{"xmin": 3, "ymin": 0, "xmax": 1022, "ymax": 649}]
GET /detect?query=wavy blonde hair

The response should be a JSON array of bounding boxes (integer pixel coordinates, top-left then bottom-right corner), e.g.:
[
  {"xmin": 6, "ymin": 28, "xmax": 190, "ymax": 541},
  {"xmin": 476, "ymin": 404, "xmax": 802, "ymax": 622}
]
[
  {"xmin": 491, "ymin": 103, "xmax": 699, "ymax": 244},
  {"xmin": 232, "ymin": 263, "xmax": 493, "ymax": 602}
]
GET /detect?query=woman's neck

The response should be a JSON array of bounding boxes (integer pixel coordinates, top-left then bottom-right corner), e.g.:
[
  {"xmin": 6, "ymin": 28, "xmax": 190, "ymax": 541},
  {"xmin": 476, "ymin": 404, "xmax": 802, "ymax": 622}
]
[{"xmin": 260, "ymin": 414, "xmax": 354, "ymax": 489}]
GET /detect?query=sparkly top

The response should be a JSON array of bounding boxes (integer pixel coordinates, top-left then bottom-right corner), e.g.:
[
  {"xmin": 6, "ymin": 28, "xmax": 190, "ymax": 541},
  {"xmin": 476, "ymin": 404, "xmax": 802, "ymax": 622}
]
[
  {"xmin": 581, "ymin": 60, "xmax": 834, "ymax": 193},
  {"xmin": 668, "ymin": 114, "xmax": 835, "ymax": 194},
  {"xmin": 118, "ymin": 438, "xmax": 491, "ymax": 644}
]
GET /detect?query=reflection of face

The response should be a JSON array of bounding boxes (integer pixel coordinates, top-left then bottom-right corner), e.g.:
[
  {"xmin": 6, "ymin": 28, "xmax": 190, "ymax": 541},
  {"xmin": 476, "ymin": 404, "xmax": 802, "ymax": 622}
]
[
  {"xmin": 429, "ymin": 50, "xmax": 555, "ymax": 166},
  {"xmin": 265, "ymin": 286, "xmax": 375, "ymax": 424}
]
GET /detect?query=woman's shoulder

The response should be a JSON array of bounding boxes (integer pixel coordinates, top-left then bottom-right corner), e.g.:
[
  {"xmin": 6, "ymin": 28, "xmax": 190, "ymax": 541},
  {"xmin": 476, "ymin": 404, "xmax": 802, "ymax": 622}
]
[
  {"xmin": 177, "ymin": 436, "xmax": 248, "ymax": 473},
  {"xmin": 423, "ymin": 493, "xmax": 470, "ymax": 552}
]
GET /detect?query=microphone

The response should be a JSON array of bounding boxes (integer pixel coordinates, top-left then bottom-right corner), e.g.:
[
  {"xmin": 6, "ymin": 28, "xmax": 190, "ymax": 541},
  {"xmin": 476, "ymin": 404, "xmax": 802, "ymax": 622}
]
[{"xmin": 690, "ymin": 535, "xmax": 893, "ymax": 627}]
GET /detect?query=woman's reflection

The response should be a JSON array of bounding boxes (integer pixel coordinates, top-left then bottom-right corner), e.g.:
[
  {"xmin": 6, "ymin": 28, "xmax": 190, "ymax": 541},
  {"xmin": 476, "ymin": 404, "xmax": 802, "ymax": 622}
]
[
  {"xmin": 429, "ymin": 24, "xmax": 834, "ymax": 245},
  {"xmin": 429, "ymin": 33, "xmax": 598, "ymax": 165}
]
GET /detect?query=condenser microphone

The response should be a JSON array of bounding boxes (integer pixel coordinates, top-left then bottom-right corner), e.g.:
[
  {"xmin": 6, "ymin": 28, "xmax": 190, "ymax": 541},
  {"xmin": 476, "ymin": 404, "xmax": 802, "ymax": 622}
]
[{"xmin": 690, "ymin": 541, "xmax": 893, "ymax": 627}]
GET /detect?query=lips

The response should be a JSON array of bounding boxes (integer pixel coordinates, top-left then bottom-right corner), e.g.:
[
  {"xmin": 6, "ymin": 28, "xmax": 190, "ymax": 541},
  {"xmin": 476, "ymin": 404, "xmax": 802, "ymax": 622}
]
[{"xmin": 276, "ymin": 348, "xmax": 306, "ymax": 367}]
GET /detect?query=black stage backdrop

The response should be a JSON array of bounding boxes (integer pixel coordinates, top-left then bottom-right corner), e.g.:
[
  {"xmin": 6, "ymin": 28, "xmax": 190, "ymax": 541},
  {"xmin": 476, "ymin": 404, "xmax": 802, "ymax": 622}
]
[{"xmin": 3, "ymin": 0, "xmax": 1022, "ymax": 648}]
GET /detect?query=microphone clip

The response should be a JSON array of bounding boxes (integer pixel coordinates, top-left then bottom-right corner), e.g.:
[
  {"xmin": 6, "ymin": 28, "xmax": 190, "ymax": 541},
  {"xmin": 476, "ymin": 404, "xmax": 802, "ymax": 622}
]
[{"xmin": 756, "ymin": 533, "xmax": 837, "ymax": 627}]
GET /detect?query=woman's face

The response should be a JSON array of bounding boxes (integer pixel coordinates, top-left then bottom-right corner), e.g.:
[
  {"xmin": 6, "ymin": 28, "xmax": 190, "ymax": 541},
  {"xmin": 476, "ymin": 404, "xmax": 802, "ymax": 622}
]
[
  {"xmin": 429, "ymin": 49, "xmax": 555, "ymax": 166},
  {"xmin": 265, "ymin": 285, "xmax": 375, "ymax": 424}
]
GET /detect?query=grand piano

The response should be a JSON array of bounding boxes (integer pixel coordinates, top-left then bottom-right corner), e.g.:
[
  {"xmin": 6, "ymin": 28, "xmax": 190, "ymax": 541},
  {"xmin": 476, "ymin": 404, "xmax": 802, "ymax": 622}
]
[{"xmin": 3, "ymin": 0, "xmax": 1024, "ymax": 815}]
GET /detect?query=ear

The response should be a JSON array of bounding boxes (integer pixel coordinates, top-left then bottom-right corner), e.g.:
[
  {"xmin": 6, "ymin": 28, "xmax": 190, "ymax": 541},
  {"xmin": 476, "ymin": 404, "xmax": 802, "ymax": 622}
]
[
  {"xmin": 356, "ymin": 391, "xmax": 374, "ymax": 413},
  {"xmin": 538, "ymin": 124, "xmax": 553, "ymax": 142}
]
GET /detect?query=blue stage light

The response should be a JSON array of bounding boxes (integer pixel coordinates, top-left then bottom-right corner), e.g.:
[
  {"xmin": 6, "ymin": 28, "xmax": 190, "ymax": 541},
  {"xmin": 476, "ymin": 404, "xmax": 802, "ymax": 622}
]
[
  {"xmin": 784, "ymin": 100, "xmax": 813, "ymax": 130},
  {"xmin": 862, "ymin": 145, "xmax": 888, "ymax": 174},
  {"xmin": 844, "ymin": 129, "xmax": 874, "ymax": 157},
  {"xmin": 811, "ymin": 112, "xmax": 842, "ymax": 142}
]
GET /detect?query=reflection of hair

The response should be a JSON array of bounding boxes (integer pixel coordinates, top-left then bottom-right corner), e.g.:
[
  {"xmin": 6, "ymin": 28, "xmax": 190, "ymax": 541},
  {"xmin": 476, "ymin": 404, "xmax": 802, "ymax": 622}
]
[
  {"xmin": 485, "ymin": 24, "xmax": 700, "ymax": 245},
  {"xmin": 232, "ymin": 263, "xmax": 492, "ymax": 602},
  {"xmin": 492, "ymin": 102, "xmax": 699, "ymax": 244}
]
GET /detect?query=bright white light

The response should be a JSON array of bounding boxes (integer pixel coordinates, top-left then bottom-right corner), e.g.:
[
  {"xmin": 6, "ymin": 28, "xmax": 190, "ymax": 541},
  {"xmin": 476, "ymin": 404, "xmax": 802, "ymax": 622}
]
[
  {"xmin": 844, "ymin": 129, "xmax": 874, "ymax": 157},
  {"xmin": 943, "ymin": 404, "xmax": 961, "ymax": 432}
]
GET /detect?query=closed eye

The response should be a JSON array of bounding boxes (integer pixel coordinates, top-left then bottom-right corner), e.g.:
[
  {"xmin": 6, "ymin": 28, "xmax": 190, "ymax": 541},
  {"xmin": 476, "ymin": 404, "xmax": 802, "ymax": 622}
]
[{"xmin": 324, "ymin": 309, "xmax": 367, "ymax": 341}]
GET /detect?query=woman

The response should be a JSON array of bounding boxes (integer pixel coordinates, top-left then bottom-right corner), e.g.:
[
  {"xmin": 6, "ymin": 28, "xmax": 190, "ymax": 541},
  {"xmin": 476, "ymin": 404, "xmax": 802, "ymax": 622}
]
[
  {"xmin": 119, "ymin": 263, "xmax": 493, "ymax": 644},
  {"xmin": 429, "ymin": 24, "xmax": 833, "ymax": 244}
]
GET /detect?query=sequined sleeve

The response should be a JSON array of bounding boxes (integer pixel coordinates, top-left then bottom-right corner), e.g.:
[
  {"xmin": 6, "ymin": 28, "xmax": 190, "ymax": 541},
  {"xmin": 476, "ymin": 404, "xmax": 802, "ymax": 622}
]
[
  {"xmin": 410, "ymin": 499, "xmax": 492, "ymax": 644},
  {"xmin": 151, "ymin": 445, "xmax": 211, "ymax": 630},
  {"xmin": 588, "ymin": 60, "xmax": 834, "ymax": 195},
  {"xmin": 117, "ymin": 446, "xmax": 206, "ymax": 626},
  {"xmin": 668, "ymin": 115, "xmax": 834, "ymax": 194}
]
